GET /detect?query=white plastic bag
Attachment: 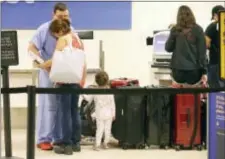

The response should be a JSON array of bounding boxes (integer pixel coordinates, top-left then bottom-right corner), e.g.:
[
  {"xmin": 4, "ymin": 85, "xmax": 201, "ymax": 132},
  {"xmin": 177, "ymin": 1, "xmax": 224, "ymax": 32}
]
[{"xmin": 49, "ymin": 47, "xmax": 85, "ymax": 83}]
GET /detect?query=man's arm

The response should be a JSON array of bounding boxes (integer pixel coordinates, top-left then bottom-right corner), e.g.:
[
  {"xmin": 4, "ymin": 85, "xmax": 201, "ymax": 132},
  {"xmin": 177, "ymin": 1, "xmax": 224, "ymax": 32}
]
[
  {"xmin": 28, "ymin": 26, "xmax": 45, "ymax": 57},
  {"xmin": 28, "ymin": 25, "xmax": 48, "ymax": 69},
  {"xmin": 205, "ymin": 23, "xmax": 215, "ymax": 49},
  {"xmin": 28, "ymin": 43, "xmax": 41, "ymax": 56},
  {"xmin": 205, "ymin": 36, "xmax": 211, "ymax": 49}
]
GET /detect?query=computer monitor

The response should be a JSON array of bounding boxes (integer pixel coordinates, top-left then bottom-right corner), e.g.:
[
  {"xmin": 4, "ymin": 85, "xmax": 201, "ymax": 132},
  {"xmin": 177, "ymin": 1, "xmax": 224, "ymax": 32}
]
[{"xmin": 153, "ymin": 30, "xmax": 171, "ymax": 56}]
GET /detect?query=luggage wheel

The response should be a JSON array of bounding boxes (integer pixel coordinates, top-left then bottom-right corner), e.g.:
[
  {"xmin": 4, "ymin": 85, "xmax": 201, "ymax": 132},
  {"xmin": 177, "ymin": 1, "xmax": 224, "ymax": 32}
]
[
  {"xmin": 118, "ymin": 141, "xmax": 123, "ymax": 147},
  {"xmin": 202, "ymin": 142, "xmax": 207, "ymax": 149},
  {"xmin": 196, "ymin": 145, "xmax": 202, "ymax": 151},
  {"xmin": 175, "ymin": 145, "xmax": 180, "ymax": 151},
  {"xmin": 136, "ymin": 144, "xmax": 145, "ymax": 149},
  {"xmin": 164, "ymin": 145, "xmax": 169, "ymax": 150},
  {"xmin": 159, "ymin": 145, "xmax": 169, "ymax": 150},
  {"xmin": 122, "ymin": 144, "xmax": 129, "ymax": 150}
]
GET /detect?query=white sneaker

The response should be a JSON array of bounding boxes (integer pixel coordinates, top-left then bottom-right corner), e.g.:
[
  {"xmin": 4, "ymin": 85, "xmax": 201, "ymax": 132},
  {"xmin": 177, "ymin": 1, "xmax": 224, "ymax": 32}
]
[
  {"xmin": 103, "ymin": 144, "xmax": 109, "ymax": 149},
  {"xmin": 93, "ymin": 145, "xmax": 100, "ymax": 151}
]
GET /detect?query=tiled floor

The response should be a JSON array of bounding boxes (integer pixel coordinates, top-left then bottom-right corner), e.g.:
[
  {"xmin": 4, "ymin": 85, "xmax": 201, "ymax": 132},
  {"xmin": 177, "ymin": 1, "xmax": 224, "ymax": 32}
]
[{"xmin": 1, "ymin": 130, "xmax": 207, "ymax": 159}]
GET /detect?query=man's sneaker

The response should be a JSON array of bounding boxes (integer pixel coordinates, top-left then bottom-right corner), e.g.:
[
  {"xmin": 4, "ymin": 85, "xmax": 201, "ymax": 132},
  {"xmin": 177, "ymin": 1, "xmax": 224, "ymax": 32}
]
[
  {"xmin": 37, "ymin": 142, "xmax": 53, "ymax": 151},
  {"xmin": 53, "ymin": 145, "xmax": 73, "ymax": 155},
  {"xmin": 72, "ymin": 143, "xmax": 81, "ymax": 152}
]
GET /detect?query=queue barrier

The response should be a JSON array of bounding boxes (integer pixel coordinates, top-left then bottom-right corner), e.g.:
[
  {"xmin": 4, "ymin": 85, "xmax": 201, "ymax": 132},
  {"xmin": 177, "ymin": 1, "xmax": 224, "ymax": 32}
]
[{"xmin": 1, "ymin": 86, "xmax": 225, "ymax": 159}]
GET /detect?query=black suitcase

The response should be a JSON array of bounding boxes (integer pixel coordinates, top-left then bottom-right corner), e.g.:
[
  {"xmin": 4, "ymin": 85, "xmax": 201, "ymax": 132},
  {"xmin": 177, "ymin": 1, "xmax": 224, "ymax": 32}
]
[
  {"xmin": 112, "ymin": 87, "xmax": 146, "ymax": 149},
  {"xmin": 145, "ymin": 86, "xmax": 173, "ymax": 149}
]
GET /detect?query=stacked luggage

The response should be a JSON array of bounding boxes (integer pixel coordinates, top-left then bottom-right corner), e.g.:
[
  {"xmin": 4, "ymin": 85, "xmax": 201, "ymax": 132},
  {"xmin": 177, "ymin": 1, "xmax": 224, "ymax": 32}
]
[
  {"xmin": 80, "ymin": 78, "xmax": 207, "ymax": 151},
  {"xmin": 110, "ymin": 78, "xmax": 139, "ymax": 88}
]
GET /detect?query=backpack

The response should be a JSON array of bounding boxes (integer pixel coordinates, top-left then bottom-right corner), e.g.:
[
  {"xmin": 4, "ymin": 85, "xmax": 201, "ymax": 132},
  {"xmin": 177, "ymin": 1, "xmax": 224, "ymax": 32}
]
[{"xmin": 80, "ymin": 85, "xmax": 98, "ymax": 136}]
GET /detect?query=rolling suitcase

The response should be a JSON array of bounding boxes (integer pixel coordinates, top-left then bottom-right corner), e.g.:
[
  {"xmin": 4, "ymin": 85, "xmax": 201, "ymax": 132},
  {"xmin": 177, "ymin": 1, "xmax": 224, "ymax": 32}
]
[
  {"xmin": 145, "ymin": 86, "xmax": 173, "ymax": 149},
  {"xmin": 112, "ymin": 86, "xmax": 146, "ymax": 149},
  {"xmin": 110, "ymin": 78, "xmax": 139, "ymax": 88},
  {"xmin": 173, "ymin": 94, "xmax": 202, "ymax": 150}
]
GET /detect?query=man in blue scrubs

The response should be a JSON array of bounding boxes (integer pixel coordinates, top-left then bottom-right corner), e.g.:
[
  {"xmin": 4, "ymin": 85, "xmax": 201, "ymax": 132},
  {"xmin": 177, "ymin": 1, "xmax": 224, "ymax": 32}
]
[{"xmin": 28, "ymin": 2, "xmax": 81, "ymax": 151}]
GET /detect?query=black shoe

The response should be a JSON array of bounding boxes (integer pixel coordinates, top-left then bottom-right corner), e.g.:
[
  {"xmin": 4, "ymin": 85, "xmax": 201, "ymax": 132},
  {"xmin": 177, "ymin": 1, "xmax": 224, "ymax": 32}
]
[
  {"xmin": 53, "ymin": 144, "xmax": 73, "ymax": 155},
  {"xmin": 72, "ymin": 143, "xmax": 81, "ymax": 152}
]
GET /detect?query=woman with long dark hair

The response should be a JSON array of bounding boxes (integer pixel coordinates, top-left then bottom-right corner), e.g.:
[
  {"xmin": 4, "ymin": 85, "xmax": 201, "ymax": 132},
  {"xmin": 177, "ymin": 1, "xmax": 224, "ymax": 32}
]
[{"xmin": 165, "ymin": 5, "xmax": 207, "ymax": 86}]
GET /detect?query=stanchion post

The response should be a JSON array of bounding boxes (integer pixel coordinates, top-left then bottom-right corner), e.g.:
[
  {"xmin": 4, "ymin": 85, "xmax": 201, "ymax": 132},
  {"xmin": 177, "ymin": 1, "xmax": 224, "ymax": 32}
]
[
  {"xmin": 26, "ymin": 86, "xmax": 36, "ymax": 159},
  {"xmin": 2, "ymin": 66, "xmax": 12, "ymax": 157}
]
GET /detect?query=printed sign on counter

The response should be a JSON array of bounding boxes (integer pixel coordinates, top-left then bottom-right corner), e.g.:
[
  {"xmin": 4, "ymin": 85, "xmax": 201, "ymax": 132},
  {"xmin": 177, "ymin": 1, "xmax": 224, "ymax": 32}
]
[
  {"xmin": 1, "ymin": 31, "xmax": 19, "ymax": 66},
  {"xmin": 215, "ymin": 95, "xmax": 225, "ymax": 129}
]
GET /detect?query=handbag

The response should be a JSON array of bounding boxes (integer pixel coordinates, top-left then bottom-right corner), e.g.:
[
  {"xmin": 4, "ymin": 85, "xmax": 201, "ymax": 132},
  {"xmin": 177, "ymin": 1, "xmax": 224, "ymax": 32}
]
[{"xmin": 49, "ymin": 46, "xmax": 85, "ymax": 83}]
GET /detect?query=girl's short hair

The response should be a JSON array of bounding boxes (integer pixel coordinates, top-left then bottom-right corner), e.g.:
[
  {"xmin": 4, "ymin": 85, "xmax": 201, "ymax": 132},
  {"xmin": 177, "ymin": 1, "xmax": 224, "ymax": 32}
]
[
  {"xmin": 95, "ymin": 71, "xmax": 109, "ymax": 87},
  {"xmin": 49, "ymin": 19, "xmax": 71, "ymax": 35}
]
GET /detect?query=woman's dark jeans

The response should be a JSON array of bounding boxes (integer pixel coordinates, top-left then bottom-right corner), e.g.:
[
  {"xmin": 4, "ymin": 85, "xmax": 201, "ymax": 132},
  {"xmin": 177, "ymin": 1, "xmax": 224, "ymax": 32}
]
[{"xmin": 52, "ymin": 84, "xmax": 81, "ymax": 145}]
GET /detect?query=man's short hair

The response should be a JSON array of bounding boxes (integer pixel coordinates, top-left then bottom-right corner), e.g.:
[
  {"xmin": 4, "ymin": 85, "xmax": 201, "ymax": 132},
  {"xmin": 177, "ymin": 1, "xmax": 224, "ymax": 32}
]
[{"xmin": 53, "ymin": 2, "xmax": 68, "ymax": 13}]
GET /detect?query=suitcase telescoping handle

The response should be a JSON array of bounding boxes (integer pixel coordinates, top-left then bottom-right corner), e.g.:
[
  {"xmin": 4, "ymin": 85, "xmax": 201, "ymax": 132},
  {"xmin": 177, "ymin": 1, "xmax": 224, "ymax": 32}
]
[{"xmin": 186, "ymin": 108, "xmax": 191, "ymax": 128}]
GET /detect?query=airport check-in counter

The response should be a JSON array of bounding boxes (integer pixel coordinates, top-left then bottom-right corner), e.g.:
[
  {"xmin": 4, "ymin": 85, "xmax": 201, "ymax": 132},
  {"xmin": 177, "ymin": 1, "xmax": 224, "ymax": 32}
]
[{"xmin": 150, "ymin": 30, "xmax": 172, "ymax": 86}]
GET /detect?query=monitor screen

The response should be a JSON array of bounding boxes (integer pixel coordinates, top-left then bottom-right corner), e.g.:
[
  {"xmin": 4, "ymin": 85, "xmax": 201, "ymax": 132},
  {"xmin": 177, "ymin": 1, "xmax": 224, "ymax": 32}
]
[{"xmin": 153, "ymin": 30, "xmax": 171, "ymax": 55}]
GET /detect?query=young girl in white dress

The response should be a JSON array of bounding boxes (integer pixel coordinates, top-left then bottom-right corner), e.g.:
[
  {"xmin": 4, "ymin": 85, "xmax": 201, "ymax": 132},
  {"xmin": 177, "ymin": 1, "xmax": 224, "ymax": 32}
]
[{"xmin": 82, "ymin": 71, "xmax": 116, "ymax": 151}]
